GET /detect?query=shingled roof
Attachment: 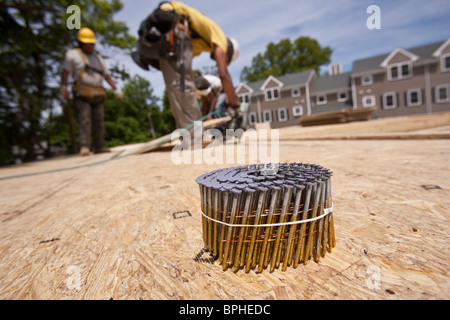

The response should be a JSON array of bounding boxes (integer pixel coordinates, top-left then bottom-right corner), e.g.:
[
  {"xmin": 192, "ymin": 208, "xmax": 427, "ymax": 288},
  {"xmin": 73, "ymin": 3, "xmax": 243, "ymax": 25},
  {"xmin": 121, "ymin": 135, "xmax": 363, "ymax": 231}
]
[
  {"xmin": 352, "ymin": 40, "xmax": 444, "ymax": 74},
  {"xmin": 243, "ymin": 69, "xmax": 315, "ymax": 93},
  {"xmin": 311, "ymin": 72, "xmax": 351, "ymax": 94}
]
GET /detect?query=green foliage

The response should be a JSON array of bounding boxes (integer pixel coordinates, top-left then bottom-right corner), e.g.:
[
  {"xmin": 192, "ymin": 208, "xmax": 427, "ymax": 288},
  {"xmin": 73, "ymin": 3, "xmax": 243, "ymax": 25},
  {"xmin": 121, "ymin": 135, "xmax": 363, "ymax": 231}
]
[
  {"xmin": 104, "ymin": 75, "xmax": 175, "ymax": 148},
  {"xmin": 240, "ymin": 36, "xmax": 332, "ymax": 82},
  {"xmin": 0, "ymin": 0, "xmax": 136, "ymax": 165}
]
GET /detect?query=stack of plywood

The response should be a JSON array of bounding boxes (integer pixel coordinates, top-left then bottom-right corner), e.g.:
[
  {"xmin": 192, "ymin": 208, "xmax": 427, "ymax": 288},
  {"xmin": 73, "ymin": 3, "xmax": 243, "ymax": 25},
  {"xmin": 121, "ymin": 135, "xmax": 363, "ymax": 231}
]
[{"xmin": 299, "ymin": 108, "xmax": 376, "ymax": 127}]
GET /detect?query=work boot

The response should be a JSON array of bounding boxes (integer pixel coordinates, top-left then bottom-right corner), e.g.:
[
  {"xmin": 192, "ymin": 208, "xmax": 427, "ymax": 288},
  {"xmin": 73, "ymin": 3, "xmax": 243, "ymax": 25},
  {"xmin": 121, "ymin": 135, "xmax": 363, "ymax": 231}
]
[{"xmin": 79, "ymin": 147, "xmax": 90, "ymax": 156}]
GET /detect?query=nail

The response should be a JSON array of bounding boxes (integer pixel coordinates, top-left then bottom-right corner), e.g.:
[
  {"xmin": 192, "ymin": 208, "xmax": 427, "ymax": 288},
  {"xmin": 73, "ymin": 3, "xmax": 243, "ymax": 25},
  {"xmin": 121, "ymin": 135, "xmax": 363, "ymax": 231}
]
[{"xmin": 282, "ymin": 184, "xmax": 305, "ymax": 271}]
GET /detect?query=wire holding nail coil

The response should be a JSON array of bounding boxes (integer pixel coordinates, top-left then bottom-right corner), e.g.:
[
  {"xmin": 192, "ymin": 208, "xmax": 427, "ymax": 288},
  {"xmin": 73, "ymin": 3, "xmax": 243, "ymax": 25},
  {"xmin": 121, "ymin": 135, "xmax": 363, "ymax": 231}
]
[{"xmin": 196, "ymin": 163, "xmax": 335, "ymax": 273}]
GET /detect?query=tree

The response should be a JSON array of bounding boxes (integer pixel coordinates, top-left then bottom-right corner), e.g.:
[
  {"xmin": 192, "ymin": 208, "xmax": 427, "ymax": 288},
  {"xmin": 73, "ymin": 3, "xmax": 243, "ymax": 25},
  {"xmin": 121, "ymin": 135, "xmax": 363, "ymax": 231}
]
[
  {"xmin": 240, "ymin": 36, "xmax": 332, "ymax": 82},
  {"xmin": 0, "ymin": 0, "xmax": 135, "ymax": 165},
  {"xmin": 104, "ymin": 75, "xmax": 164, "ymax": 147}
]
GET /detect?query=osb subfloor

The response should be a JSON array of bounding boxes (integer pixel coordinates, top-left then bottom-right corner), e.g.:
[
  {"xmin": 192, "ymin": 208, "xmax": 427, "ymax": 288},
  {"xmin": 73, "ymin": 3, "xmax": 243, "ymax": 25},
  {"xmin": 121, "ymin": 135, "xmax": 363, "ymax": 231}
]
[{"xmin": 0, "ymin": 112, "xmax": 449, "ymax": 300}]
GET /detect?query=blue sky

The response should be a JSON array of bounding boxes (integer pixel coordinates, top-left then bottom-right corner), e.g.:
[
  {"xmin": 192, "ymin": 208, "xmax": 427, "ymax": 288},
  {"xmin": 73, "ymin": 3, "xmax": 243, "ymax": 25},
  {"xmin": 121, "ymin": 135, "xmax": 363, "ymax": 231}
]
[{"xmin": 111, "ymin": 0, "xmax": 450, "ymax": 100}]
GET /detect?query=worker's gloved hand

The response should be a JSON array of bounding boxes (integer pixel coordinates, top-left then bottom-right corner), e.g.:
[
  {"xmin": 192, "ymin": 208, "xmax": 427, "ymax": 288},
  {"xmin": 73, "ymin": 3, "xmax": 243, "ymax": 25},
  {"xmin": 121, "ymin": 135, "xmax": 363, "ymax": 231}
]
[
  {"xmin": 114, "ymin": 88, "xmax": 124, "ymax": 101},
  {"xmin": 226, "ymin": 105, "xmax": 242, "ymax": 131},
  {"xmin": 60, "ymin": 85, "xmax": 69, "ymax": 100}
]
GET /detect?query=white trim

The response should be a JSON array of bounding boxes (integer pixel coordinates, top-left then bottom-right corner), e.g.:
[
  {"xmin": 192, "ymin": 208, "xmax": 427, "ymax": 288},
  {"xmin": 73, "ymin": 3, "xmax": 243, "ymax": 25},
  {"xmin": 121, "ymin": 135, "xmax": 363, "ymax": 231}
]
[
  {"xmin": 235, "ymin": 83, "xmax": 254, "ymax": 94},
  {"xmin": 265, "ymin": 87, "xmax": 281, "ymax": 102},
  {"xmin": 441, "ymin": 54, "xmax": 450, "ymax": 72},
  {"xmin": 388, "ymin": 62, "xmax": 413, "ymax": 81},
  {"xmin": 292, "ymin": 105, "xmax": 303, "ymax": 117},
  {"xmin": 305, "ymin": 84, "xmax": 311, "ymax": 115},
  {"xmin": 382, "ymin": 92, "xmax": 398, "ymax": 109},
  {"xmin": 260, "ymin": 75, "xmax": 284, "ymax": 91},
  {"xmin": 435, "ymin": 85, "xmax": 450, "ymax": 103},
  {"xmin": 361, "ymin": 74, "xmax": 373, "ymax": 86},
  {"xmin": 362, "ymin": 95, "xmax": 376, "ymax": 107},
  {"xmin": 262, "ymin": 110, "xmax": 273, "ymax": 123},
  {"xmin": 337, "ymin": 91, "xmax": 348, "ymax": 102},
  {"xmin": 238, "ymin": 93, "xmax": 250, "ymax": 104},
  {"xmin": 351, "ymin": 78, "xmax": 358, "ymax": 109},
  {"xmin": 277, "ymin": 108, "xmax": 288, "ymax": 122},
  {"xmin": 406, "ymin": 88, "xmax": 423, "ymax": 107},
  {"xmin": 248, "ymin": 112, "xmax": 257, "ymax": 125},
  {"xmin": 424, "ymin": 64, "xmax": 432, "ymax": 114},
  {"xmin": 432, "ymin": 39, "xmax": 450, "ymax": 57},
  {"xmin": 305, "ymin": 72, "xmax": 315, "ymax": 116},
  {"xmin": 291, "ymin": 88, "xmax": 301, "ymax": 97},
  {"xmin": 316, "ymin": 94, "xmax": 327, "ymax": 105},
  {"xmin": 380, "ymin": 48, "xmax": 419, "ymax": 68}
]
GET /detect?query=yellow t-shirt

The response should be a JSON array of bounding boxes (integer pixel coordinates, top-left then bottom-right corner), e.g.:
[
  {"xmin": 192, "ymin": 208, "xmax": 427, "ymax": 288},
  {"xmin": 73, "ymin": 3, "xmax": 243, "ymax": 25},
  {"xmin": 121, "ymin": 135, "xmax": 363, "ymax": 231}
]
[{"xmin": 160, "ymin": 1, "xmax": 228, "ymax": 57}]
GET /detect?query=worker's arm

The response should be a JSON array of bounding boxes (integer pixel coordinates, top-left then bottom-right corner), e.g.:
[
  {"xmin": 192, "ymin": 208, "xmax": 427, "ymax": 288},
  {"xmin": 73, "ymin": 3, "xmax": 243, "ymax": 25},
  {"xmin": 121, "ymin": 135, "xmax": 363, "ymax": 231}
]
[
  {"xmin": 213, "ymin": 45, "xmax": 238, "ymax": 107},
  {"xmin": 104, "ymin": 73, "xmax": 123, "ymax": 101},
  {"xmin": 201, "ymin": 96, "xmax": 209, "ymax": 117},
  {"xmin": 201, "ymin": 92, "xmax": 217, "ymax": 120},
  {"xmin": 60, "ymin": 69, "xmax": 70, "ymax": 100},
  {"xmin": 208, "ymin": 91, "xmax": 218, "ymax": 117}
]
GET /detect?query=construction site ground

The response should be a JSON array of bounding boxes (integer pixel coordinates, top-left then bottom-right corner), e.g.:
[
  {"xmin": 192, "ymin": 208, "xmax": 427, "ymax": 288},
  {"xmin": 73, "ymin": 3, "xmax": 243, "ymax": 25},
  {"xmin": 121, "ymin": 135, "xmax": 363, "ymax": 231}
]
[{"xmin": 0, "ymin": 111, "xmax": 449, "ymax": 300}]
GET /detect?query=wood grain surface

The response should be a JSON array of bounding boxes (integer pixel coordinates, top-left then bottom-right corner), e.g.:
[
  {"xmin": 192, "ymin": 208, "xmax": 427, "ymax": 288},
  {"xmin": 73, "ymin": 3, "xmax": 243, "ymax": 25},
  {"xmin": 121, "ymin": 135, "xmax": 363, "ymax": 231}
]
[{"xmin": 0, "ymin": 112, "xmax": 449, "ymax": 300}]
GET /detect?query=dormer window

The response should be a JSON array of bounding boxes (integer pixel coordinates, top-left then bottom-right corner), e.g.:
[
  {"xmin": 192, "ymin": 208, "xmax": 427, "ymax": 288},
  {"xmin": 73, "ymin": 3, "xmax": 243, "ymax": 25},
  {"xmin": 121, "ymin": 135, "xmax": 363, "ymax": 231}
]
[
  {"xmin": 380, "ymin": 48, "xmax": 418, "ymax": 81},
  {"xmin": 265, "ymin": 87, "xmax": 280, "ymax": 101},
  {"xmin": 239, "ymin": 93, "xmax": 250, "ymax": 104},
  {"xmin": 388, "ymin": 62, "xmax": 412, "ymax": 81},
  {"xmin": 442, "ymin": 54, "xmax": 450, "ymax": 72},
  {"xmin": 260, "ymin": 75, "xmax": 284, "ymax": 102}
]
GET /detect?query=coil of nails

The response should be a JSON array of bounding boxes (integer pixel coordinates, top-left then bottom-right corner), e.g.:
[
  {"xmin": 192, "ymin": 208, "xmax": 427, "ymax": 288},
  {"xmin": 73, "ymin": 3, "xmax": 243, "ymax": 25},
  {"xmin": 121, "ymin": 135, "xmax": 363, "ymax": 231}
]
[{"xmin": 196, "ymin": 163, "xmax": 335, "ymax": 273}]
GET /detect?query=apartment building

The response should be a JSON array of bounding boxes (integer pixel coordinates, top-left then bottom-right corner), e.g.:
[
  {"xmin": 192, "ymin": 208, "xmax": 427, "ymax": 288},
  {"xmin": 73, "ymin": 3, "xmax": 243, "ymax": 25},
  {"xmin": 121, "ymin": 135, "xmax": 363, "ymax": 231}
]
[
  {"xmin": 352, "ymin": 39, "xmax": 450, "ymax": 118},
  {"xmin": 236, "ymin": 70, "xmax": 316, "ymax": 129},
  {"xmin": 237, "ymin": 39, "xmax": 450, "ymax": 128}
]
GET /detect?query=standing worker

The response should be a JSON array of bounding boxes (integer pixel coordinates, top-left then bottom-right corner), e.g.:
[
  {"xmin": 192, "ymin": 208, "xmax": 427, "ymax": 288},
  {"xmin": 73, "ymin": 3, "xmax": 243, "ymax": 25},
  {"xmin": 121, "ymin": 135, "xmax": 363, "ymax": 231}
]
[
  {"xmin": 132, "ymin": 1, "xmax": 241, "ymax": 131},
  {"xmin": 60, "ymin": 27, "xmax": 123, "ymax": 156}
]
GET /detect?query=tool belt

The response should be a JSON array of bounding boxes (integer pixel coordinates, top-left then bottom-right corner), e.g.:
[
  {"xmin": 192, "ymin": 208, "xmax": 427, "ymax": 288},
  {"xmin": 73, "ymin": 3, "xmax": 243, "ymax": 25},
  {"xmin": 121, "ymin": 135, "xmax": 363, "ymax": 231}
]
[
  {"xmin": 132, "ymin": 4, "xmax": 182, "ymax": 71},
  {"xmin": 73, "ymin": 83, "xmax": 106, "ymax": 100},
  {"xmin": 73, "ymin": 48, "xmax": 106, "ymax": 99}
]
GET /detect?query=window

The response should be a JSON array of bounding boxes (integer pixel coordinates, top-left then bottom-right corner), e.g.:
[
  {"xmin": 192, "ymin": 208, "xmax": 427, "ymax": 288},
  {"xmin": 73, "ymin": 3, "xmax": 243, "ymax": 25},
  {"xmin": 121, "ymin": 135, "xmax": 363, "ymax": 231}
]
[
  {"xmin": 291, "ymin": 88, "xmax": 301, "ymax": 97},
  {"xmin": 317, "ymin": 95, "xmax": 327, "ymax": 105},
  {"xmin": 338, "ymin": 92, "xmax": 348, "ymax": 102},
  {"xmin": 292, "ymin": 105, "xmax": 303, "ymax": 117},
  {"xmin": 406, "ymin": 89, "xmax": 423, "ymax": 107},
  {"xmin": 239, "ymin": 94, "xmax": 250, "ymax": 104},
  {"xmin": 361, "ymin": 75, "xmax": 373, "ymax": 86},
  {"xmin": 262, "ymin": 110, "xmax": 272, "ymax": 123},
  {"xmin": 265, "ymin": 88, "xmax": 280, "ymax": 101},
  {"xmin": 277, "ymin": 108, "xmax": 288, "ymax": 122},
  {"xmin": 362, "ymin": 95, "xmax": 376, "ymax": 107},
  {"xmin": 388, "ymin": 62, "xmax": 412, "ymax": 81},
  {"xmin": 248, "ymin": 112, "xmax": 257, "ymax": 125},
  {"xmin": 383, "ymin": 92, "xmax": 398, "ymax": 109},
  {"xmin": 442, "ymin": 54, "xmax": 450, "ymax": 72},
  {"xmin": 435, "ymin": 85, "xmax": 449, "ymax": 103}
]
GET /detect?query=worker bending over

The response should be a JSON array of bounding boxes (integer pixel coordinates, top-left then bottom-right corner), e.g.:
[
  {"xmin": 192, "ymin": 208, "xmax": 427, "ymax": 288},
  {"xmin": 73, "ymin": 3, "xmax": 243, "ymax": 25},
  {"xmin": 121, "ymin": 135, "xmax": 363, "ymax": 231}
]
[{"xmin": 132, "ymin": 1, "xmax": 241, "ymax": 131}]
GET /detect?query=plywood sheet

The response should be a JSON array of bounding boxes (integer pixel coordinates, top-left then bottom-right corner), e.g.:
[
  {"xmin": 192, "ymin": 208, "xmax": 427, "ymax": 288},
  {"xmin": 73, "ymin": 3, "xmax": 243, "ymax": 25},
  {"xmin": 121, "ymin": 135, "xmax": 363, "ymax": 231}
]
[{"xmin": 0, "ymin": 112, "xmax": 449, "ymax": 300}]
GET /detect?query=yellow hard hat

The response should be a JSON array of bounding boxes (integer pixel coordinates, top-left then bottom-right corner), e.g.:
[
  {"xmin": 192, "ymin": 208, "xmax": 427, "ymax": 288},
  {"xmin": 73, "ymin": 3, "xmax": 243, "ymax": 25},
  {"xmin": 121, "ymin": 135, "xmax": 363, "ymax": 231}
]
[{"xmin": 77, "ymin": 27, "xmax": 96, "ymax": 44}]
